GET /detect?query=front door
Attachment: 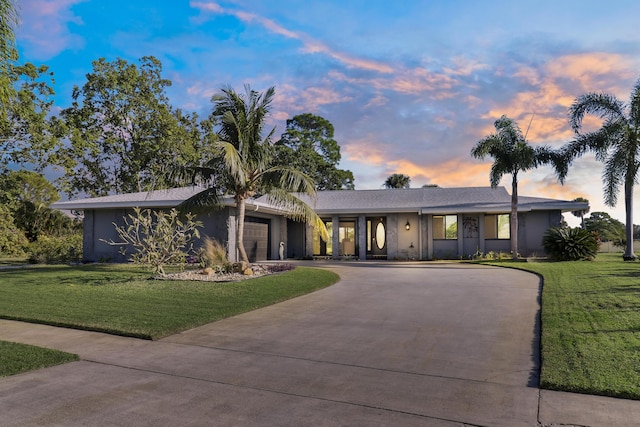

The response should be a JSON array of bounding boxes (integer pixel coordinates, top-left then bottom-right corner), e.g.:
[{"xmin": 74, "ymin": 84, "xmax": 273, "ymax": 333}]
[{"xmin": 367, "ymin": 217, "xmax": 387, "ymax": 259}]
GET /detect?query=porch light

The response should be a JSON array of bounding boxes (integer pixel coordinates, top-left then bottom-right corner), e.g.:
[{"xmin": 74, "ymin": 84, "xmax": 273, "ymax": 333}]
[{"xmin": 405, "ymin": 220, "xmax": 411, "ymax": 231}]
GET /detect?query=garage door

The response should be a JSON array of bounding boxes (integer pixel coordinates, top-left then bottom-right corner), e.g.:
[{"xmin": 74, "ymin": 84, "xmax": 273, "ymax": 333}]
[{"xmin": 243, "ymin": 222, "xmax": 269, "ymax": 262}]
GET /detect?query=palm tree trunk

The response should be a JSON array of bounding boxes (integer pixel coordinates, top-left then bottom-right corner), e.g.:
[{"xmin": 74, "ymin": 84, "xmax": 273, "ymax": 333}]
[
  {"xmin": 511, "ymin": 174, "xmax": 519, "ymax": 260},
  {"xmin": 236, "ymin": 195, "xmax": 249, "ymax": 264},
  {"xmin": 623, "ymin": 179, "xmax": 636, "ymax": 260}
]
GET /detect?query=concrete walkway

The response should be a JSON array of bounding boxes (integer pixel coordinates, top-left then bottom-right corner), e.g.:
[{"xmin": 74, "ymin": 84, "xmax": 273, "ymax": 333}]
[{"xmin": 0, "ymin": 262, "xmax": 639, "ymax": 426}]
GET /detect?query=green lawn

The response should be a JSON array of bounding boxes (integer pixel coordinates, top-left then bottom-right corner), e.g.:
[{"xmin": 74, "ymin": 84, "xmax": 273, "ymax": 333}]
[
  {"xmin": 0, "ymin": 340, "xmax": 79, "ymax": 377},
  {"xmin": 480, "ymin": 253, "xmax": 640, "ymax": 400},
  {"xmin": 0, "ymin": 264, "xmax": 339, "ymax": 340}
]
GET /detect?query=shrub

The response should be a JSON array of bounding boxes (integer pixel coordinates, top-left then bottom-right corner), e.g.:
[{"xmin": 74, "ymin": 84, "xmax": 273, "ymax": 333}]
[
  {"xmin": 101, "ymin": 208, "xmax": 203, "ymax": 276},
  {"xmin": 28, "ymin": 232, "xmax": 83, "ymax": 264},
  {"xmin": 0, "ymin": 205, "xmax": 29, "ymax": 257},
  {"xmin": 542, "ymin": 227, "xmax": 600, "ymax": 261},
  {"xmin": 199, "ymin": 236, "xmax": 231, "ymax": 273}
]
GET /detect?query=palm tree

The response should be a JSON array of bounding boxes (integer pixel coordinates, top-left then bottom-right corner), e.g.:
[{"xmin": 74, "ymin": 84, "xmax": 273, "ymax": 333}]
[
  {"xmin": 0, "ymin": 0, "xmax": 19, "ymax": 114},
  {"xmin": 571, "ymin": 197, "xmax": 590, "ymax": 229},
  {"xmin": 471, "ymin": 115, "xmax": 561, "ymax": 260},
  {"xmin": 560, "ymin": 78, "xmax": 640, "ymax": 260},
  {"xmin": 175, "ymin": 85, "xmax": 328, "ymax": 264},
  {"xmin": 383, "ymin": 173, "xmax": 411, "ymax": 189}
]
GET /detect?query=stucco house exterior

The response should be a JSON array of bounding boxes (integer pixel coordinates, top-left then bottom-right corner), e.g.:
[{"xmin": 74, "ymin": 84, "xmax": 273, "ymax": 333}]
[{"xmin": 51, "ymin": 186, "xmax": 587, "ymax": 262}]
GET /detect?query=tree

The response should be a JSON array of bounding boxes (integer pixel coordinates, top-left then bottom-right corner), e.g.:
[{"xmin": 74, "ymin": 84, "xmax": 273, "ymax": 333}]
[
  {"xmin": 584, "ymin": 211, "xmax": 625, "ymax": 245},
  {"xmin": 471, "ymin": 115, "xmax": 561, "ymax": 260},
  {"xmin": 0, "ymin": 63, "xmax": 58, "ymax": 171},
  {"xmin": 384, "ymin": 173, "xmax": 411, "ymax": 189},
  {"xmin": 0, "ymin": 0, "xmax": 19, "ymax": 114},
  {"xmin": 173, "ymin": 85, "xmax": 328, "ymax": 264},
  {"xmin": 58, "ymin": 56, "xmax": 214, "ymax": 197},
  {"xmin": 559, "ymin": 77, "xmax": 640, "ymax": 260},
  {"xmin": 0, "ymin": 170, "xmax": 80, "ymax": 241},
  {"xmin": 274, "ymin": 113, "xmax": 354, "ymax": 190},
  {"xmin": 571, "ymin": 197, "xmax": 590, "ymax": 228}
]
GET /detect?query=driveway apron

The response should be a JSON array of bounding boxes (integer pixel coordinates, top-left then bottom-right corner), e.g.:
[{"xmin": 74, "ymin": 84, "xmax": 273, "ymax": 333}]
[{"xmin": 0, "ymin": 262, "xmax": 542, "ymax": 426}]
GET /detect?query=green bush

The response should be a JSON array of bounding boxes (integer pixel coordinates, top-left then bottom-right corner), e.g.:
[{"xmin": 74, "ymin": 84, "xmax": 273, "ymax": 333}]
[
  {"xmin": 542, "ymin": 227, "xmax": 600, "ymax": 261},
  {"xmin": 0, "ymin": 205, "xmax": 29, "ymax": 257},
  {"xmin": 28, "ymin": 232, "xmax": 83, "ymax": 264}
]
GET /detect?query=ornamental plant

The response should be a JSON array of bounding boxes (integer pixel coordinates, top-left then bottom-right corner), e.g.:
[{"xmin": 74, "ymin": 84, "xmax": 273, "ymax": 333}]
[
  {"xmin": 102, "ymin": 208, "xmax": 202, "ymax": 276},
  {"xmin": 542, "ymin": 226, "xmax": 600, "ymax": 261}
]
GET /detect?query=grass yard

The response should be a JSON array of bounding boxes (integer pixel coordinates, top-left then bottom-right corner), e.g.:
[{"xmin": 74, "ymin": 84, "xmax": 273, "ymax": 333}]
[
  {"xmin": 0, "ymin": 340, "xmax": 79, "ymax": 377},
  {"xmin": 0, "ymin": 264, "xmax": 339, "ymax": 340},
  {"xmin": 480, "ymin": 253, "xmax": 640, "ymax": 400}
]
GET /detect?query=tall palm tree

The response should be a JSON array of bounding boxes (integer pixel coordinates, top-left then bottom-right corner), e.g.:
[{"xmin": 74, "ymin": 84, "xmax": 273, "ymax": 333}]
[
  {"xmin": 471, "ymin": 115, "xmax": 561, "ymax": 260},
  {"xmin": 383, "ymin": 173, "xmax": 411, "ymax": 189},
  {"xmin": 0, "ymin": 0, "xmax": 19, "ymax": 114},
  {"xmin": 175, "ymin": 85, "xmax": 328, "ymax": 264},
  {"xmin": 560, "ymin": 78, "xmax": 640, "ymax": 260}
]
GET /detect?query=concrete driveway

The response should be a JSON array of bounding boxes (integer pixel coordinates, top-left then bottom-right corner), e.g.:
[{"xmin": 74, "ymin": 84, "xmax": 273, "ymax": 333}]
[{"xmin": 1, "ymin": 262, "xmax": 639, "ymax": 426}]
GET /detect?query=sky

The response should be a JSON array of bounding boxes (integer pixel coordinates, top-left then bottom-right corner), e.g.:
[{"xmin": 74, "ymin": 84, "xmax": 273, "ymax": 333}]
[{"xmin": 13, "ymin": 0, "xmax": 640, "ymax": 226}]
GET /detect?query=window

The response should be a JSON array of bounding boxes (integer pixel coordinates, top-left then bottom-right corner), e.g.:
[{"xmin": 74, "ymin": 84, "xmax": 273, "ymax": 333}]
[
  {"xmin": 339, "ymin": 221, "xmax": 356, "ymax": 255},
  {"xmin": 484, "ymin": 214, "xmax": 510, "ymax": 239},
  {"xmin": 313, "ymin": 221, "xmax": 332, "ymax": 255},
  {"xmin": 433, "ymin": 215, "xmax": 458, "ymax": 239}
]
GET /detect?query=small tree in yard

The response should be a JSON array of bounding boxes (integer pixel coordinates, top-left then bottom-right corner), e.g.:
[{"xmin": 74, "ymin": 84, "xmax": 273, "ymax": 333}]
[{"xmin": 102, "ymin": 208, "xmax": 202, "ymax": 276}]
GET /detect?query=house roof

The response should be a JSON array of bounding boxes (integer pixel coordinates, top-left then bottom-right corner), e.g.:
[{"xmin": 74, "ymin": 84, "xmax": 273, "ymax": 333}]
[
  {"xmin": 294, "ymin": 187, "xmax": 587, "ymax": 215},
  {"xmin": 51, "ymin": 185, "xmax": 588, "ymax": 215}
]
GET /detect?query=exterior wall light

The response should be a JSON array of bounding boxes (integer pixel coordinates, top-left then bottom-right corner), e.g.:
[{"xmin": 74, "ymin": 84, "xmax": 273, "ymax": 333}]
[{"xmin": 405, "ymin": 220, "xmax": 411, "ymax": 231}]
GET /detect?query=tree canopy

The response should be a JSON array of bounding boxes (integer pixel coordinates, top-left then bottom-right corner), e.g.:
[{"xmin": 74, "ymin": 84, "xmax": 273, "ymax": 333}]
[
  {"xmin": 384, "ymin": 173, "xmax": 411, "ymax": 189},
  {"xmin": 584, "ymin": 211, "xmax": 625, "ymax": 245},
  {"xmin": 0, "ymin": 63, "xmax": 57, "ymax": 172},
  {"xmin": 274, "ymin": 113, "xmax": 354, "ymax": 190},
  {"xmin": 57, "ymin": 56, "xmax": 215, "ymax": 197}
]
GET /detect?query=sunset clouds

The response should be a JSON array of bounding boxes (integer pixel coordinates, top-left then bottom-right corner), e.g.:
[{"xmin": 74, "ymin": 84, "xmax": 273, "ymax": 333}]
[{"xmin": 14, "ymin": 0, "xmax": 640, "ymax": 225}]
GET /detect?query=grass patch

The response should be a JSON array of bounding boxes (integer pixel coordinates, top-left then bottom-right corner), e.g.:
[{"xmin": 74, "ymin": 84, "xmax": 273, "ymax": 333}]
[
  {"xmin": 0, "ymin": 340, "xmax": 78, "ymax": 377},
  {"xmin": 0, "ymin": 264, "xmax": 339, "ymax": 340},
  {"xmin": 477, "ymin": 253, "xmax": 640, "ymax": 399}
]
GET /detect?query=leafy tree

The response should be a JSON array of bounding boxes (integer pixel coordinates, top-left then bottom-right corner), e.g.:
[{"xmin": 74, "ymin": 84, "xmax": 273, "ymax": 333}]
[
  {"xmin": 274, "ymin": 113, "xmax": 354, "ymax": 190},
  {"xmin": 384, "ymin": 173, "xmax": 411, "ymax": 189},
  {"xmin": 173, "ymin": 85, "xmax": 329, "ymax": 264},
  {"xmin": 0, "ymin": 204, "xmax": 28, "ymax": 256},
  {"xmin": 0, "ymin": 0, "xmax": 19, "ymax": 114},
  {"xmin": 559, "ymin": 77, "xmax": 640, "ymax": 260},
  {"xmin": 584, "ymin": 211, "xmax": 625, "ymax": 244},
  {"xmin": 471, "ymin": 115, "xmax": 562, "ymax": 260},
  {"xmin": 571, "ymin": 197, "xmax": 590, "ymax": 228},
  {"xmin": 0, "ymin": 170, "xmax": 80, "ymax": 241},
  {"xmin": 0, "ymin": 63, "xmax": 58, "ymax": 171},
  {"xmin": 58, "ymin": 56, "xmax": 214, "ymax": 197}
]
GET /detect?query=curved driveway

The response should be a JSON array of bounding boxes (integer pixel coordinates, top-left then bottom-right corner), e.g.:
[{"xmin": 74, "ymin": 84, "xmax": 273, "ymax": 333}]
[{"xmin": 1, "ymin": 262, "xmax": 636, "ymax": 426}]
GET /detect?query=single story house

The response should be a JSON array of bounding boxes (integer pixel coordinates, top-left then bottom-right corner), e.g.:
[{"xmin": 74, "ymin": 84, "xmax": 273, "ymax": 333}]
[{"xmin": 51, "ymin": 186, "xmax": 587, "ymax": 262}]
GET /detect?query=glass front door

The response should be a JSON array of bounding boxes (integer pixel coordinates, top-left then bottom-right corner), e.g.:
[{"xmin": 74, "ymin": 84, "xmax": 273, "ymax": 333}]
[{"xmin": 366, "ymin": 217, "xmax": 387, "ymax": 259}]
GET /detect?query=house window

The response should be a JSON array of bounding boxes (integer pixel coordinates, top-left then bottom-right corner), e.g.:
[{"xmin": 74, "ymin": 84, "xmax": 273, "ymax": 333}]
[
  {"xmin": 433, "ymin": 215, "xmax": 458, "ymax": 239},
  {"xmin": 339, "ymin": 221, "xmax": 356, "ymax": 255},
  {"xmin": 313, "ymin": 221, "xmax": 332, "ymax": 255},
  {"xmin": 484, "ymin": 214, "xmax": 510, "ymax": 239}
]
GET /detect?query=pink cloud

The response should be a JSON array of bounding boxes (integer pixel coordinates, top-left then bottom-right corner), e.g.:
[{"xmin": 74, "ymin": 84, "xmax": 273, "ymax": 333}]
[{"xmin": 190, "ymin": 1, "xmax": 393, "ymax": 74}]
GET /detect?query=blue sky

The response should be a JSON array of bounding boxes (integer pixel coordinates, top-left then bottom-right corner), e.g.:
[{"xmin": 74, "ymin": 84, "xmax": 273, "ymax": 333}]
[{"xmin": 14, "ymin": 0, "xmax": 640, "ymax": 225}]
